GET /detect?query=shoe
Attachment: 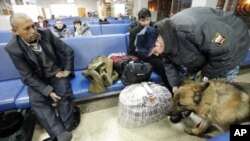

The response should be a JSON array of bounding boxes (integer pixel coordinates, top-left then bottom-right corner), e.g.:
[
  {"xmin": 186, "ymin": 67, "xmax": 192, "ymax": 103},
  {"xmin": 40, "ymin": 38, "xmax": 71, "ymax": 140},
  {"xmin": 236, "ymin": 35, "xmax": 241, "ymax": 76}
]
[
  {"xmin": 69, "ymin": 106, "xmax": 80, "ymax": 131},
  {"xmin": 169, "ymin": 114, "xmax": 183, "ymax": 123}
]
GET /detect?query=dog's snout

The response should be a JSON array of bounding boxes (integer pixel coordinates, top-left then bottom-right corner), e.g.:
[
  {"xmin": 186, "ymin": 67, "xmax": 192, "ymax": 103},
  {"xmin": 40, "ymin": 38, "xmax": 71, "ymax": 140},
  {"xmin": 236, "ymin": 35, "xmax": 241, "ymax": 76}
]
[
  {"xmin": 166, "ymin": 106, "xmax": 175, "ymax": 116},
  {"xmin": 166, "ymin": 110, "xmax": 172, "ymax": 116}
]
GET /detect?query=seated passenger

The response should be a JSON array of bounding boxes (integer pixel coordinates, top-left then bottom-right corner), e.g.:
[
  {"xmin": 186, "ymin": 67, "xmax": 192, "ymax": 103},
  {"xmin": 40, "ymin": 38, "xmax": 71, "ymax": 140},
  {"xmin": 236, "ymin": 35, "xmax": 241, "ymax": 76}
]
[
  {"xmin": 5, "ymin": 13, "xmax": 80, "ymax": 141},
  {"xmin": 35, "ymin": 15, "xmax": 49, "ymax": 28},
  {"xmin": 99, "ymin": 18, "xmax": 110, "ymax": 24},
  {"xmin": 73, "ymin": 19, "xmax": 92, "ymax": 37},
  {"xmin": 129, "ymin": 8, "xmax": 172, "ymax": 97},
  {"xmin": 51, "ymin": 19, "xmax": 71, "ymax": 38}
]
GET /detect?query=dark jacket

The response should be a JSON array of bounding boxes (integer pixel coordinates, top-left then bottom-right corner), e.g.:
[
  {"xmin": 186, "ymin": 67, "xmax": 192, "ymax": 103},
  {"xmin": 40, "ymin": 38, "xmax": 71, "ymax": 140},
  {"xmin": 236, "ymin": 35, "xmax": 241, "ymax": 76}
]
[
  {"xmin": 128, "ymin": 22, "xmax": 154, "ymax": 56},
  {"xmin": 154, "ymin": 7, "xmax": 250, "ymax": 87},
  {"xmin": 5, "ymin": 28, "xmax": 74, "ymax": 97},
  {"xmin": 51, "ymin": 24, "xmax": 71, "ymax": 38}
]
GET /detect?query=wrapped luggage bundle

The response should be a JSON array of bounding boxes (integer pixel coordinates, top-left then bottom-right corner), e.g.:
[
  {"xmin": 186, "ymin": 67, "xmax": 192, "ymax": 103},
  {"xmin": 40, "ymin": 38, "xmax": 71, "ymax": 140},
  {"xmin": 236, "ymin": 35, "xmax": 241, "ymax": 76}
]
[{"xmin": 118, "ymin": 82, "xmax": 172, "ymax": 128}]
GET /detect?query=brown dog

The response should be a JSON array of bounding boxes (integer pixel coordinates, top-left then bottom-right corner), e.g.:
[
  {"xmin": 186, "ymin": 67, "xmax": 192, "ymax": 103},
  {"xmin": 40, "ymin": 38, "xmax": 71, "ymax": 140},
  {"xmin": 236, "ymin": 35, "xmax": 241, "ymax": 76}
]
[{"xmin": 167, "ymin": 80, "xmax": 250, "ymax": 136}]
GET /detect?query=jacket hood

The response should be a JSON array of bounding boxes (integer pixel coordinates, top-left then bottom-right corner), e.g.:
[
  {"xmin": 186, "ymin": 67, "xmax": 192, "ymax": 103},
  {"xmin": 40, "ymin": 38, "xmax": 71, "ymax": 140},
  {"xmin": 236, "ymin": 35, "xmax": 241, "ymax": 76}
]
[{"xmin": 154, "ymin": 18, "xmax": 178, "ymax": 54}]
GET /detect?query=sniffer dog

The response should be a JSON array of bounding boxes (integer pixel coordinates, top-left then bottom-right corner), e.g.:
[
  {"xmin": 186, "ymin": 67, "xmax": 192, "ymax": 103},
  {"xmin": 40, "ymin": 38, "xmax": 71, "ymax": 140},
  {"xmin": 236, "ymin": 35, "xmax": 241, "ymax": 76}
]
[{"xmin": 167, "ymin": 80, "xmax": 250, "ymax": 136}]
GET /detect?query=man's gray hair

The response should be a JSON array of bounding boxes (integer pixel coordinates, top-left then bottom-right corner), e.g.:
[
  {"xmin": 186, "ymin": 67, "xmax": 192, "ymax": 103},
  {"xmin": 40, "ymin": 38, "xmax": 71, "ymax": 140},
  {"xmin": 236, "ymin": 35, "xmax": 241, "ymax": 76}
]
[{"xmin": 10, "ymin": 13, "xmax": 30, "ymax": 27}]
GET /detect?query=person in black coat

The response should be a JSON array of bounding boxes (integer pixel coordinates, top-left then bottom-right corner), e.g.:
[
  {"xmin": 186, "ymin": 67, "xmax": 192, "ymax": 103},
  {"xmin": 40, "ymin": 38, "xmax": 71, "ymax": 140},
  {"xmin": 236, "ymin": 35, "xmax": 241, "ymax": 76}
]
[
  {"xmin": 5, "ymin": 13, "xmax": 80, "ymax": 141},
  {"xmin": 145, "ymin": 7, "xmax": 250, "ymax": 123},
  {"xmin": 128, "ymin": 8, "xmax": 172, "ymax": 97}
]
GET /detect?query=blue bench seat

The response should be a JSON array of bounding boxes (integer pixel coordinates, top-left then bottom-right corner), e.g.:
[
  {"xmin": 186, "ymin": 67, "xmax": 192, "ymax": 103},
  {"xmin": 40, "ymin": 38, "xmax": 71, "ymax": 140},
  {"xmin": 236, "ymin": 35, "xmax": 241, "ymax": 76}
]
[
  {"xmin": 0, "ymin": 30, "xmax": 13, "ymax": 43},
  {"xmin": 0, "ymin": 79, "xmax": 24, "ymax": 112},
  {"xmin": 208, "ymin": 131, "xmax": 229, "ymax": 141},
  {"xmin": 15, "ymin": 70, "xmax": 162, "ymax": 109}
]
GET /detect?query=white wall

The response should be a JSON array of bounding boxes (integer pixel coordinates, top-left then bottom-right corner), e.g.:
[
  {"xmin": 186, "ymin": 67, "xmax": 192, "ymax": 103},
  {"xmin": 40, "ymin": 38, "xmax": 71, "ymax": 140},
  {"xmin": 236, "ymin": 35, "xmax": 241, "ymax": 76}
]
[
  {"xmin": 133, "ymin": 0, "xmax": 148, "ymax": 18},
  {"xmin": 75, "ymin": 0, "xmax": 98, "ymax": 13},
  {"xmin": 191, "ymin": 0, "xmax": 217, "ymax": 8},
  {"xmin": 12, "ymin": 5, "xmax": 39, "ymax": 21},
  {"xmin": 113, "ymin": 3, "xmax": 125, "ymax": 17},
  {"xmin": 191, "ymin": 0, "xmax": 207, "ymax": 7},
  {"xmin": 0, "ymin": 15, "xmax": 11, "ymax": 30},
  {"xmin": 50, "ymin": 4, "xmax": 78, "ymax": 17},
  {"xmin": 37, "ymin": 0, "xmax": 98, "ymax": 17}
]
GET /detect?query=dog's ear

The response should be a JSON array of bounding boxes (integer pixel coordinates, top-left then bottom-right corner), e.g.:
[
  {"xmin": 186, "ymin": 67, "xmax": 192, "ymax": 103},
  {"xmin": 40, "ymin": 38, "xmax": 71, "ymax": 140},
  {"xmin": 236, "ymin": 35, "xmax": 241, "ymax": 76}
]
[
  {"xmin": 193, "ymin": 82, "xmax": 210, "ymax": 104},
  {"xmin": 199, "ymin": 81, "xmax": 210, "ymax": 93}
]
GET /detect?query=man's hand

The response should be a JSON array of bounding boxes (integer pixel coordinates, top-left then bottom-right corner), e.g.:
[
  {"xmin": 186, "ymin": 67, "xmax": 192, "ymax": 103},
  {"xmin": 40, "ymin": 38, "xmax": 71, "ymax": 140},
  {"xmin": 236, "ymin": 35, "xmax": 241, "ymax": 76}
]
[
  {"xmin": 64, "ymin": 70, "xmax": 71, "ymax": 77},
  {"xmin": 55, "ymin": 71, "xmax": 71, "ymax": 78},
  {"xmin": 55, "ymin": 71, "xmax": 65, "ymax": 78},
  {"xmin": 49, "ymin": 92, "xmax": 61, "ymax": 102}
]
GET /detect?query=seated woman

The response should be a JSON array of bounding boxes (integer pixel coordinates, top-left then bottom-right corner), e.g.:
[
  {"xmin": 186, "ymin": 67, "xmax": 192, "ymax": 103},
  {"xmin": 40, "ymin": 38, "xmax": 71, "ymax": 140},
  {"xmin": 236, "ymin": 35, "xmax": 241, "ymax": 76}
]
[{"xmin": 73, "ymin": 19, "xmax": 92, "ymax": 37}]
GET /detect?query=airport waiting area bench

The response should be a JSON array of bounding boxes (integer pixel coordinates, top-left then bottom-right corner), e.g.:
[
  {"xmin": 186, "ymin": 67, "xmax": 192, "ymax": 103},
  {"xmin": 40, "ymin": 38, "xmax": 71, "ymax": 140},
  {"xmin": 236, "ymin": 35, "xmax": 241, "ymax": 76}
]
[
  {"xmin": 0, "ymin": 23, "xmax": 129, "ymax": 43},
  {"xmin": 0, "ymin": 33, "xmax": 162, "ymax": 112},
  {"xmin": 1, "ymin": 32, "xmax": 250, "ymax": 112}
]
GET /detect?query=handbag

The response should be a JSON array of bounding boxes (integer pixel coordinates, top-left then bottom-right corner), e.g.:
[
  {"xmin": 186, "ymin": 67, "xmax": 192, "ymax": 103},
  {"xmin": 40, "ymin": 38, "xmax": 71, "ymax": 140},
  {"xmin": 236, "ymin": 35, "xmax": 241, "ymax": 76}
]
[{"xmin": 121, "ymin": 61, "xmax": 152, "ymax": 85}]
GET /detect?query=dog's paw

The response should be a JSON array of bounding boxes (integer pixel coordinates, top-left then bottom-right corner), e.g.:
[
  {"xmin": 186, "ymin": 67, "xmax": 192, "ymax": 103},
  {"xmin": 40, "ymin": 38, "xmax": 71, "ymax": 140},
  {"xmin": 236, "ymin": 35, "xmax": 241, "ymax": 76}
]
[
  {"xmin": 184, "ymin": 128, "xmax": 202, "ymax": 136},
  {"xmin": 184, "ymin": 128, "xmax": 195, "ymax": 135}
]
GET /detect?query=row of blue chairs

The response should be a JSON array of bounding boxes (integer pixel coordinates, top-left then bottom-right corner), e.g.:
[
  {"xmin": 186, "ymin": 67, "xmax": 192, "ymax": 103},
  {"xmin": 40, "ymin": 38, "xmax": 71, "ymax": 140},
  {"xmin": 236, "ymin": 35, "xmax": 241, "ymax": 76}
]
[
  {"xmin": 0, "ymin": 33, "xmax": 162, "ymax": 112},
  {"xmin": 1, "ymin": 32, "xmax": 250, "ymax": 112},
  {"xmin": 48, "ymin": 18, "xmax": 131, "ymax": 26},
  {"xmin": 0, "ymin": 23, "xmax": 129, "ymax": 43}
]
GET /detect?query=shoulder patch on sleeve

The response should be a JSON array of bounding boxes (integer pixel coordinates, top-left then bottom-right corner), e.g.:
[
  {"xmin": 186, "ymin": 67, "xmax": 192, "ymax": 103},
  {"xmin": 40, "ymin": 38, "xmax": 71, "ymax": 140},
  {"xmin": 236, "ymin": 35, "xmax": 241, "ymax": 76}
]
[{"xmin": 211, "ymin": 32, "xmax": 226, "ymax": 46}]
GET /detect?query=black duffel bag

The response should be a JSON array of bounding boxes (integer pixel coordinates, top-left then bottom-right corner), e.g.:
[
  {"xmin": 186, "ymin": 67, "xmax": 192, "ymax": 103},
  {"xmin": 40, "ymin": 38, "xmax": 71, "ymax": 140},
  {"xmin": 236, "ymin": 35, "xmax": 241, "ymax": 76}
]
[
  {"xmin": 110, "ymin": 55, "xmax": 138, "ymax": 75},
  {"xmin": 0, "ymin": 109, "xmax": 36, "ymax": 141},
  {"xmin": 121, "ymin": 61, "xmax": 152, "ymax": 85}
]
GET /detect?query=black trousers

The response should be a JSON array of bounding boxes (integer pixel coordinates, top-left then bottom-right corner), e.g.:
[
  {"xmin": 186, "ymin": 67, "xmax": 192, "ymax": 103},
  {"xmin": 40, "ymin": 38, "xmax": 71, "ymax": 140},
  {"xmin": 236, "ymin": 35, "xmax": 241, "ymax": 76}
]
[
  {"xmin": 28, "ymin": 77, "xmax": 74, "ymax": 139},
  {"xmin": 147, "ymin": 55, "xmax": 172, "ymax": 94}
]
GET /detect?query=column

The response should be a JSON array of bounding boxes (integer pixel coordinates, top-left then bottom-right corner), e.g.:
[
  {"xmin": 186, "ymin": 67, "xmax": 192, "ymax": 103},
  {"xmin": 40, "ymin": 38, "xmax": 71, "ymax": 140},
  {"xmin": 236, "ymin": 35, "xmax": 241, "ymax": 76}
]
[{"xmin": 133, "ymin": 0, "xmax": 148, "ymax": 18}]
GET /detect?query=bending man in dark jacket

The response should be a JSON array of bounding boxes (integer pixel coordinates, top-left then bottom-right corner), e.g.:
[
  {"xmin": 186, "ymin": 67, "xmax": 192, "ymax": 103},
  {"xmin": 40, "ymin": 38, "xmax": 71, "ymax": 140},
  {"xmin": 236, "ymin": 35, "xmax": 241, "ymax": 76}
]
[
  {"xmin": 5, "ymin": 13, "xmax": 79, "ymax": 141},
  {"xmin": 150, "ymin": 7, "xmax": 250, "ymax": 122},
  {"xmin": 128, "ymin": 8, "xmax": 172, "ymax": 93}
]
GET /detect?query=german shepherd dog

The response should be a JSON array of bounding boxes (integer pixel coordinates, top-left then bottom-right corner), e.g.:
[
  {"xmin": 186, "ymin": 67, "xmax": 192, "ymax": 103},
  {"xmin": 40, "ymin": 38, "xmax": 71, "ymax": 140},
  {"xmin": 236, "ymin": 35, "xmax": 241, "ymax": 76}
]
[{"xmin": 167, "ymin": 80, "xmax": 250, "ymax": 136}]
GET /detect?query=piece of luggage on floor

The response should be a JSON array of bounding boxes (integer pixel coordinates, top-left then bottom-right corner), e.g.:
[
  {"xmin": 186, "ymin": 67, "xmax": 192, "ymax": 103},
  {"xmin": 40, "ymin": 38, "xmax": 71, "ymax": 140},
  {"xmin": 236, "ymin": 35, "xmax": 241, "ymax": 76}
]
[
  {"xmin": 0, "ymin": 109, "xmax": 36, "ymax": 141},
  {"xmin": 118, "ymin": 82, "xmax": 172, "ymax": 128}
]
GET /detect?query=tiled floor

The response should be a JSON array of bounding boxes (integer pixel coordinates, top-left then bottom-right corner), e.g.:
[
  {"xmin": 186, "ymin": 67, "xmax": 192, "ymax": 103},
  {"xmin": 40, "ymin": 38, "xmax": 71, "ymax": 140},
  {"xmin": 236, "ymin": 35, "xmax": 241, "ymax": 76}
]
[{"xmin": 32, "ymin": 68, "xmax": 250, "ymax": 141}]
